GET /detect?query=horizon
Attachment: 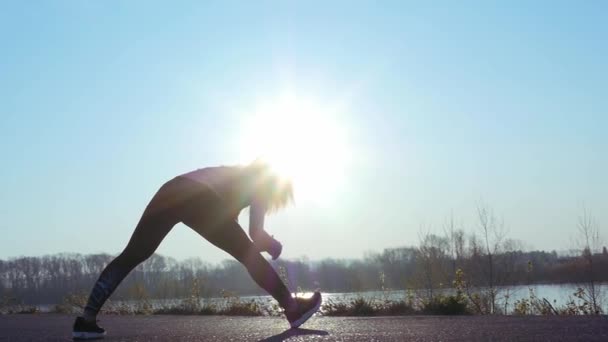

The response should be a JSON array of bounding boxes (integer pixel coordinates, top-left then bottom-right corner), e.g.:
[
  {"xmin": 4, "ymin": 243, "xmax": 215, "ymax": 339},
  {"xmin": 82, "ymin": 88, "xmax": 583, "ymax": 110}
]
[{"xmin": 1, "ymin": 1, "xmax": 606, "ymax": 264}]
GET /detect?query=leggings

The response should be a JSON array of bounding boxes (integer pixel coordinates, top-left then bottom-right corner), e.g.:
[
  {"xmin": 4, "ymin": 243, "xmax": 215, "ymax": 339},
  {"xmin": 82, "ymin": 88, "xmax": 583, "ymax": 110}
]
[{"xmin": 83, "ymin": 177, "xmax": 292, "ymax": 317}]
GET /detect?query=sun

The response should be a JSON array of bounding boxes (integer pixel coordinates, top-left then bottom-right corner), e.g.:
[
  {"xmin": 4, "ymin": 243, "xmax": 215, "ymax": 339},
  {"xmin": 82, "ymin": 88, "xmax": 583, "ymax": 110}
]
[{"xmin": 239, "ymin": 93, "xmax": 351, "ymax": 203}]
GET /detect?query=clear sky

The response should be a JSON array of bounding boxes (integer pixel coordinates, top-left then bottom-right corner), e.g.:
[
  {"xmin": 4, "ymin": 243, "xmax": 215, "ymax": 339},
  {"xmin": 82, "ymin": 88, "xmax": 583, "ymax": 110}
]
[{"xmin": 1, "ymin": 1, "xmax": 606, "ymax": 263}]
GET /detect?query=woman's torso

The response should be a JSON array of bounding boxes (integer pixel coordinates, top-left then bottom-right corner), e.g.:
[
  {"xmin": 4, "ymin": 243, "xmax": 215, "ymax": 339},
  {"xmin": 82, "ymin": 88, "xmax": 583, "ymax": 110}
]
[{"xmin": 179, "ymin": 166, "xmax": 252, "ymax": 215}]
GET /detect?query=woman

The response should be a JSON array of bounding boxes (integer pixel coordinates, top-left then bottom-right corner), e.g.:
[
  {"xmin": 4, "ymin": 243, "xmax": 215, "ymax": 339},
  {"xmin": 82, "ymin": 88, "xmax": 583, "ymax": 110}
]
[{"xmin": 72, "ymin": 161, "xmax": 322, "ymax": 339}]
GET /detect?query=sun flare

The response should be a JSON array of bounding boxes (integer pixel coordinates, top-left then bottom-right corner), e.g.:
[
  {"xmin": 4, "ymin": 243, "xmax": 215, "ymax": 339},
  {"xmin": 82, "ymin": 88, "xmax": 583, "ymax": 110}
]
[{"xmin": 239, "ymin": 94, "xmax": 351, "ymax": 203}]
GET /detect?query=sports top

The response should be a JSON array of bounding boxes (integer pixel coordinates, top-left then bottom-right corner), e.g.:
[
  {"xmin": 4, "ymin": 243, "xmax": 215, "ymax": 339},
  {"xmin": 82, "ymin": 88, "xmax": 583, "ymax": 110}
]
[{"xmin": 180, "ymin": 166, "xmax": 266, "ymax": 231}]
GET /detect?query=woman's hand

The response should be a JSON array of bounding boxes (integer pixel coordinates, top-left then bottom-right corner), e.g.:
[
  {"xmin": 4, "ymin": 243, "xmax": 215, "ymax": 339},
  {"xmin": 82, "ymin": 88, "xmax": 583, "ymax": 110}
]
[{"xmin": 251, "ymin": 230, "xmax": 282, "ymax": 260}]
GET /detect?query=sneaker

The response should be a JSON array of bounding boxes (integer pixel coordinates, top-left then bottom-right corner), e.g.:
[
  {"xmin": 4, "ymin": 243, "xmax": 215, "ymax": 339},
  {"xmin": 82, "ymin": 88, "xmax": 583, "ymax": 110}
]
[
  {"xmin": 285, "ymin": 291, "xmax": 322, "ymax": 329},
  {"xmin": 72, "ymin": 316, "xmax": 106, "ymax": 340}
]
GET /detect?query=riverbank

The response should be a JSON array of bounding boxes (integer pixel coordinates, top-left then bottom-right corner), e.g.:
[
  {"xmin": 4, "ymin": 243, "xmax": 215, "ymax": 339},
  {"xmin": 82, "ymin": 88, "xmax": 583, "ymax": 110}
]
[{"xmin": 2, "ymin": 285, "xmax": 605, "ymax": 317}]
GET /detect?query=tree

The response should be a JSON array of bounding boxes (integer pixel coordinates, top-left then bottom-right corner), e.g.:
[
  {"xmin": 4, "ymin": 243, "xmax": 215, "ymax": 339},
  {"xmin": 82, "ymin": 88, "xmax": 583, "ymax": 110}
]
[
  {"xmin": 576, "ymin": 207, "xmax": 604, "ymax": 314},
  {"xmin": 416, "ymin": 229, "xmax": 449, "ymax": 301},
  {"xmin": 443, "ymin": 212, "xmax": 465, "ymax": 281},
  {"xmin": 476, "ymin": 204, "xmax": 507, "ymax": 314}
]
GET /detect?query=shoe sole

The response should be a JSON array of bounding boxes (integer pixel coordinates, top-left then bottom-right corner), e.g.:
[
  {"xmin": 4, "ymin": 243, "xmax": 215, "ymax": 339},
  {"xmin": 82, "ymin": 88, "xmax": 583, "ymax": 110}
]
[
  {"xmin": 289, "ymin": 297, "xmax": 322, "ymax": 329},
  {"xmin": 72, "ymin": 331, "xmax": 106, "ymax": 340}
]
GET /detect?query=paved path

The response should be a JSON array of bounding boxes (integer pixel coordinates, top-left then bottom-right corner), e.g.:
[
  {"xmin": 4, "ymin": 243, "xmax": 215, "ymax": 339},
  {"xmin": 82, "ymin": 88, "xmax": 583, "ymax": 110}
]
[{"xmin": 1, "ymin": 314, "xmax": 607, "ymax": 341}]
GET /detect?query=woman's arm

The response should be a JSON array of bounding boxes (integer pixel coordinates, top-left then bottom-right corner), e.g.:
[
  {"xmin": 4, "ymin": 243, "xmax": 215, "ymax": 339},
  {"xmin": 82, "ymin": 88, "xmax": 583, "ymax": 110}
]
[
  {"xmin": 249, "ymin": 197, "xmax": 282, "ymax": 259},
  {"xmin": 248, "ymin": 197, "xmax": 266, "ymax": 240}
]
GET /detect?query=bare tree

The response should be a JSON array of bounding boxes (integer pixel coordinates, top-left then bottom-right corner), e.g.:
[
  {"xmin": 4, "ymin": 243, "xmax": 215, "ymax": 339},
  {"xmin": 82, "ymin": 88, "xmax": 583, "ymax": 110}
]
[
  {"xmin": 477, "ymin": 204, "xmax": 507, "ymax": 314},
  {"xmin": 443, "ymin": 212, "xmax": 465, "ymax": 281},
  {"xmin": 576, "ymin": 206, "xmax": 604, "ymax": 314},
  {"xmin": 416, "ymin": 227, "xmax": 450, "ymax": 301}
]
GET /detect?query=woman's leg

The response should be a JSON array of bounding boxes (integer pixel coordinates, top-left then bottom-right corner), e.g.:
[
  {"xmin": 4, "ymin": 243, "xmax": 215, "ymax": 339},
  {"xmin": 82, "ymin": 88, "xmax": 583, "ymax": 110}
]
[
  {"xmin": 82, "ymin": 184, "xmax": 180, "ymax": 320},
  {"xmin": 179, "ymin": 201, "xmax": 296, "ymax": 311}
]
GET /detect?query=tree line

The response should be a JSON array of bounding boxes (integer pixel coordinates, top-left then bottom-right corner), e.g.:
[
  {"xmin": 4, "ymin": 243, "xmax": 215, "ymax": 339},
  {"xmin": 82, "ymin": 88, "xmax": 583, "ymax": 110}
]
[
  {"xmin": 1, "ymin": 243, "xmax": 605, "ymax": 305},
  {"xmin": 1, "ymin": 207, "xmax": 605, "ymax": 313}
]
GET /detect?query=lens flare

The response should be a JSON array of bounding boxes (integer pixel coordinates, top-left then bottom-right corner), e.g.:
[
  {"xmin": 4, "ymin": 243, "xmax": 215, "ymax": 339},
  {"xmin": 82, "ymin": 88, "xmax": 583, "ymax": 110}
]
[{"xmin": 239, "ymin": 94, "xmax": 351, "ymax": 203}]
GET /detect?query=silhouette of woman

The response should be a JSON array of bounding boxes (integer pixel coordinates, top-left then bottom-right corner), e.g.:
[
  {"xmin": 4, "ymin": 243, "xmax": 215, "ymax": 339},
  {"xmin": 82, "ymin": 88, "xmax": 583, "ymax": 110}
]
[{"xmin": 72, "ymin": 160, "xmax": 321, "ymax": 339}]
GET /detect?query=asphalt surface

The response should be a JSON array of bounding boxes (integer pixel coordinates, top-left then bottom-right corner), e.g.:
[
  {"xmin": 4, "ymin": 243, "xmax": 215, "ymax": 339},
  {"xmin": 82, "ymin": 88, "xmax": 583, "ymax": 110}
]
[{"xmin": 1, "ymin": 314, "xmax": 607, "ymax": 342}]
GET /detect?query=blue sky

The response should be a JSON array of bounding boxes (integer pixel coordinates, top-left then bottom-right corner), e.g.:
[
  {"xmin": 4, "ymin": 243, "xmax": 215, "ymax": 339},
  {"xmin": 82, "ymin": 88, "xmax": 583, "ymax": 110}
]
[{"xmin": 1, "ymin": 1, "xmax": 606, "ymax": 262}]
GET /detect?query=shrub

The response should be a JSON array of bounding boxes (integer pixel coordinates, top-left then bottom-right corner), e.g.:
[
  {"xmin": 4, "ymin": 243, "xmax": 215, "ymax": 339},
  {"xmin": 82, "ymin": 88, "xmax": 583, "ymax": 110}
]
[
  {"xmin": 54, "ymin": 293, "xmax": 88, "ymax": 314},
  {"xmin": 422, "ymin": 295, "xmax": 468, "ymax": 315},
  {"xmin": 322, "ymin": 297, "xmax": 416, "ymax": 316}
]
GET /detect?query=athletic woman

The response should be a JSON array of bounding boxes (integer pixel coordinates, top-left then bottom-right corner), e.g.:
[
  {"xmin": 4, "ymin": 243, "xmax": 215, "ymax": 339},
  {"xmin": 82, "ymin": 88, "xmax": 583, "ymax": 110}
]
[{"xmin": 72, "ymin": 161, "xmax": 322, "ymax": 339}]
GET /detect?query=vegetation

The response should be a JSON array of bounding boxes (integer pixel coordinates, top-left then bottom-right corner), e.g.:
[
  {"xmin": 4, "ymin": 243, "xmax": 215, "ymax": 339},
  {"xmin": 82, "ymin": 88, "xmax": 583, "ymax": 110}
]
[
  {"xmin": 1, "ymin": 207, "xmax": 605, "ymax": 316},
  {"xmin": 2, "ymin": 245, "xmax": 605, "ymax": 307}
]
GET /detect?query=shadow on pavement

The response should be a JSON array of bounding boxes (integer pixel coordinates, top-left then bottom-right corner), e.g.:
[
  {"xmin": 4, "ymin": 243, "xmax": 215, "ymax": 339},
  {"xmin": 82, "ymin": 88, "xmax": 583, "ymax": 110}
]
[{"xmin": 258, "ymin": 328, "xmax": 329, "ymax": 342}]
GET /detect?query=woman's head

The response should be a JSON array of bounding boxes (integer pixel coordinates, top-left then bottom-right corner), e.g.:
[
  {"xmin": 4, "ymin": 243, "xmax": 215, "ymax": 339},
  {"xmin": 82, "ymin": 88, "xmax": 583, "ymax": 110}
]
[{"xmin": 244, "ymin": 159, "xmax": 294, "ymax": 212}]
